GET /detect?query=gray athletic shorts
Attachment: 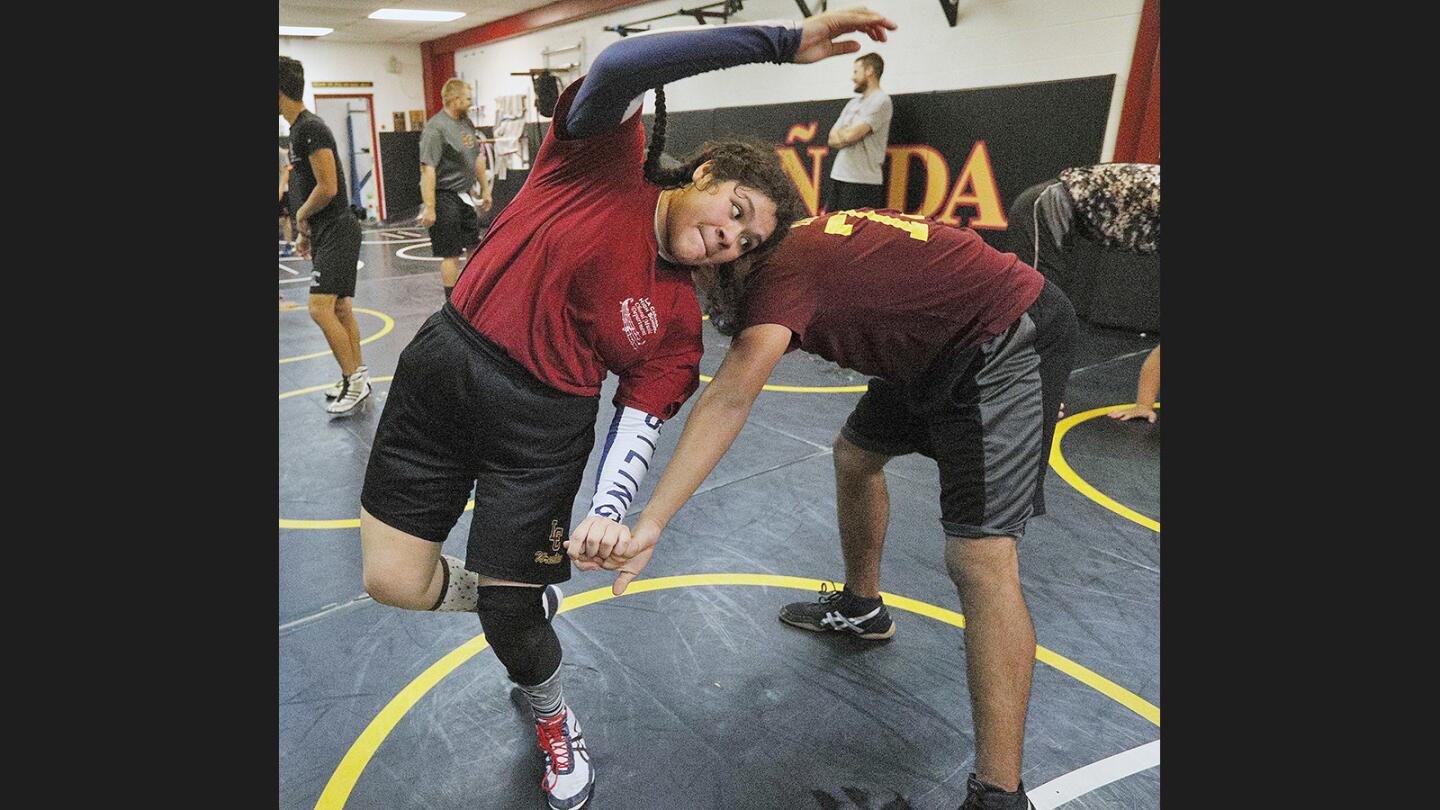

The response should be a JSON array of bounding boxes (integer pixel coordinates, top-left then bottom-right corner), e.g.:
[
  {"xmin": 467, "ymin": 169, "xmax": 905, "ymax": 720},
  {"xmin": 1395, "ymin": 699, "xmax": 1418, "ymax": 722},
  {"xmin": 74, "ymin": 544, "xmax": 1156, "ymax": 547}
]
[{"xmin": 841, "ymin": 279, "xmax": 1077, "ymax": 539}]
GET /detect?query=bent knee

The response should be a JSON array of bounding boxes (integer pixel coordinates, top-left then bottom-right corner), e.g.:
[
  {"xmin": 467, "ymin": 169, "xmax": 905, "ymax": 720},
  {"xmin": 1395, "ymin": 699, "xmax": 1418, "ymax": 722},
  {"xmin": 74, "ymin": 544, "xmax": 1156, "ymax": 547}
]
[
  {"xmin": 363, "ymin": 569, "xmax": 430, "ymax": 609},
  {"xmin": 833, "ymin": 434, "xmax": 888, "ymax": 477},
  {"xmin": 944, "ymin": 535, "xmax": 1019, "ymax": 589},
  {"xmin": 308, "ymin": 297, "xmax": 336, "ymax": 321}
]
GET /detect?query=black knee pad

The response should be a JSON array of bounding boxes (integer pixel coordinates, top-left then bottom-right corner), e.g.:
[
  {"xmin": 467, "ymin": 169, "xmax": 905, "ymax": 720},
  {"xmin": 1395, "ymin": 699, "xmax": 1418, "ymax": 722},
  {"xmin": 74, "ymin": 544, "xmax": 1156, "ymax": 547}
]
[{"xmin": 474, "ymin": 585, "xmax": 562, "ymax": 686}]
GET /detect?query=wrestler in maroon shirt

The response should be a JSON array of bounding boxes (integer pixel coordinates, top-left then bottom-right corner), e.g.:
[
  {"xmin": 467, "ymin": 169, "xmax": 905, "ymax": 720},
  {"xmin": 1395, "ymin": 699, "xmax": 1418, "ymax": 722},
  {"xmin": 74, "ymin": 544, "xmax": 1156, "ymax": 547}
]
[
  {"xmin": 356, "ymin": 10, "xmax": 897, "ymax": 809},
  {"xmin": 574, "ymin": 209, "xmax": 1077, "ymax": 810}
]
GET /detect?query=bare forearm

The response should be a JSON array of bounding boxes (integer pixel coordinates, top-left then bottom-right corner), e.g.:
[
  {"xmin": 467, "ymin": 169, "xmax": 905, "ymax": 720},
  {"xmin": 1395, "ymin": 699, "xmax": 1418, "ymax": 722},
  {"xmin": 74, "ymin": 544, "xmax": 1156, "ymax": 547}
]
[
  {"xmin": 420, "ymin": 167, "xmax": 437, "ymax": 209},
  {"xmin": 1135, "ymin": 346, "xmax": 1160, "ymax": 406},
  {"xmin": 828, "ymin": 123, "xmax": 863, "ymax": 149},
  {"xmin": 294, "ymin": 187, "xmax": 334, "ymax": 223},
  {"xmin": 637, "ymin": 388, "xmax": 753, "ymax": 532},
  {"xmin": 474, "ymin": 156, "xmax": 488, "ymax": 192}
]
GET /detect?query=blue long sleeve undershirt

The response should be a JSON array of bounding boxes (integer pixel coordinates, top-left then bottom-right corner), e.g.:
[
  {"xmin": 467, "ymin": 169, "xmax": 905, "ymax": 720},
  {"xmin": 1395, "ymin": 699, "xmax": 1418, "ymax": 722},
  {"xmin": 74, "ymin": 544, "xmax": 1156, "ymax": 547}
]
[{"xmin": 566, "ymin": 22, "xmax": 803, "ymax": 139}]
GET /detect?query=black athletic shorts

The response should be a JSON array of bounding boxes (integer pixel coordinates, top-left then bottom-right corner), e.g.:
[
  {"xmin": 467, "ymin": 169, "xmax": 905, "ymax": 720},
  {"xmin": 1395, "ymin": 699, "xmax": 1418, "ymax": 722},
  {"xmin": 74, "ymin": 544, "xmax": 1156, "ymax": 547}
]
[
  {"xmin": 841, "ymin": 279, "xmax": 1078, "ymax": 539},
  {"xmin": 428, "ymin": 190, "xmax": 481, "ymax": 258},
  {"xmin": 360, "ymin": 303, "xmax": 599, "ymax": 584},
  {"xmin": 308, "ymin": 213, "xmax": 362, "ymax": 297},
  {"xmin": 825, "ymin": 179, "xmax": 885, "ymax": 213}
]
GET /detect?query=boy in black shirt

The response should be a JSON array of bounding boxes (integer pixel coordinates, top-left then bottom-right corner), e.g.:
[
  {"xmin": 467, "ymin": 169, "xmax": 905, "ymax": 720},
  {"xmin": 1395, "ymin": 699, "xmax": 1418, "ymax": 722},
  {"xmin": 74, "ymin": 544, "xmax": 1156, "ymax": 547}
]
[{"xmin": 279, "ymin": 55, "xmax": 369, "ymax": 415}]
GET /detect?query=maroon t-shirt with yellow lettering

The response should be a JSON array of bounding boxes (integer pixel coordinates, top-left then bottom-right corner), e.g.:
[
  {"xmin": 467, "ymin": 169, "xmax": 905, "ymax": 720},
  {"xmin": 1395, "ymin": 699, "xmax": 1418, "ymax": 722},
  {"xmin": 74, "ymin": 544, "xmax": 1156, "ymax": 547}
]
[
  {"xmin": 449, "ymin": 79, "xmax": 701, "ymax": 419},
  {"xmin": 738, "ymin": 210, "xmax": 1044, "ymax": 383}
]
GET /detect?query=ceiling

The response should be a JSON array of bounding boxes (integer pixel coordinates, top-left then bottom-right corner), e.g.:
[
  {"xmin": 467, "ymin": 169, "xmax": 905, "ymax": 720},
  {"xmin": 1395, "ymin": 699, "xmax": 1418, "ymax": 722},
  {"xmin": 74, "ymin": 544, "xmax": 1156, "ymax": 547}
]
[{"xmin": 278, "ymin": 0, "xmax": 566, "ymax": 44}]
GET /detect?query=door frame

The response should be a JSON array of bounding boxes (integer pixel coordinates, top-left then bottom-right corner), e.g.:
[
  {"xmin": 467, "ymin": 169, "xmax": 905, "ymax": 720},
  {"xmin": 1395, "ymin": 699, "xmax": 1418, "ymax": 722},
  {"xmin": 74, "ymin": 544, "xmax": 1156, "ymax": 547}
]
[{"xmin": 314, "ymin": 93, "xmax": 386, "ymax": 220}]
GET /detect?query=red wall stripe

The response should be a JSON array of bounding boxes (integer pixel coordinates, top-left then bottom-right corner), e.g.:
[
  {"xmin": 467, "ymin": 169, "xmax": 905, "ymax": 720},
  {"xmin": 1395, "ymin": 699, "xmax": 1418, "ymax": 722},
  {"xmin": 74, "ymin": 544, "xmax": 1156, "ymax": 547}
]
[
  {"xmin": 1114, "ymin": 0, "xmax": 1160, "ymax": 163},
  {"xmin": 421, "ymin": 0, "xmax": 650, "ymax": 117}
]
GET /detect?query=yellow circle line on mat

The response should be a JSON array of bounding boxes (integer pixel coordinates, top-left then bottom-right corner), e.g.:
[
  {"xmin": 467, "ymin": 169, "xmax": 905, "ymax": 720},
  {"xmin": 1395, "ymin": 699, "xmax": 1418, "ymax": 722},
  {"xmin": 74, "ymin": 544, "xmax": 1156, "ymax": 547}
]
[
  {"xmin": 1049, "ymin": 404, "xmax": 1160, "ymax": 532},
  {"xmin": 279, "ymin": 500, "xmax": 473, "ymax": 530},
  {"xmin": 313, "ymin": 573, "xmax": 1160, "ymax": 809},
  {"xmin": 280, "ymin": 308, "xmax": 395, "ymax": 364},
  {"xmin": 699, "ymin": 374, "xmax": 869, "ymax": 394}
]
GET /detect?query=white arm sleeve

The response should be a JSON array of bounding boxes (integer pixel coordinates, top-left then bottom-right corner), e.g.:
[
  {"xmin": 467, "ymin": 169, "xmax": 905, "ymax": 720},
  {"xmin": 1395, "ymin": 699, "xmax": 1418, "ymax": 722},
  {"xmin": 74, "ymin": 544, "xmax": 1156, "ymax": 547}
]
[{"xmin": 588, "ymin": 405, "xmax": 665, "ymax": 522}]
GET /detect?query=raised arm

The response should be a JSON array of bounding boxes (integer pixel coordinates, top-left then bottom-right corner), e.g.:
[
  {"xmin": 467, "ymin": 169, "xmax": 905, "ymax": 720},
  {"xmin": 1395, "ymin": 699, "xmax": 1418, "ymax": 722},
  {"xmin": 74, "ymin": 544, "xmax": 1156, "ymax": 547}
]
[{"xmin": 566, "ymin": 7, "xmax": 895, "ymax": 138}]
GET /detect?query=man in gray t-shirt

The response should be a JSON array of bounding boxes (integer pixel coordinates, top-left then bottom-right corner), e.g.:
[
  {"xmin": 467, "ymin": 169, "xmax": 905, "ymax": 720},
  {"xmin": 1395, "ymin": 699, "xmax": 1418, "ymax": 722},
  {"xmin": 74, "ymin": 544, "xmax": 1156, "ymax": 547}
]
[
  {"xmin": 826, "ymin": 52, "xmax": 892, "ymax": 212},
  {"xmin": 419, "ymin": 78, "xmax": 492, "ymax": 299}
]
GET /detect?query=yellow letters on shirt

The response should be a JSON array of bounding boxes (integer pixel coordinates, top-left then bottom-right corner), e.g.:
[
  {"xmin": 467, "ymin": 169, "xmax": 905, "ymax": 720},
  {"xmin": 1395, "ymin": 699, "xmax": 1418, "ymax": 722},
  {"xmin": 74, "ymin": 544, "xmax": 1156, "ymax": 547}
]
[{"xmin": 793, "ymin": 209, "xmax": 929, "ymax": 241}]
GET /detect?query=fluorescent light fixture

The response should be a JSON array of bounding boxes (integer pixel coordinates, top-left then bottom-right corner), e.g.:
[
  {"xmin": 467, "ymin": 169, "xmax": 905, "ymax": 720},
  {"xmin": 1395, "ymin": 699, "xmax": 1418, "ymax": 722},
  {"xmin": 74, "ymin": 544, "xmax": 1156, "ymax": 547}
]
[
  {"xmin": 279, "ymin": 26, "xmax": 334, "ymax": 37},
  {"xmin": 368, "ymin": 9, "xmax": 466, "ymax": 22}
]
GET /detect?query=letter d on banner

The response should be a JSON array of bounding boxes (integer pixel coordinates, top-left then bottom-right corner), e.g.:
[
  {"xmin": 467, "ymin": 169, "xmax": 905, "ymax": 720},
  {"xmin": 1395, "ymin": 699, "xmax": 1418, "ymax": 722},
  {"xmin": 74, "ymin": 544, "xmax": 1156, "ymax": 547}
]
[{"xmin": 886, "ymin": 145, "xmax": 950, "ymax": 217}]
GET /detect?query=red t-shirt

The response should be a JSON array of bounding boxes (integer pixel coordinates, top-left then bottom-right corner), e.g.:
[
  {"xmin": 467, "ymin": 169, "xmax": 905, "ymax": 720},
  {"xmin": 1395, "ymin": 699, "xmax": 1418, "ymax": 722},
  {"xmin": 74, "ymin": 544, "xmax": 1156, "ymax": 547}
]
[
  {"xmin": 738, "ymin": 209, "xmax": 1045, "ymax": 383},
  {"xmin": 450, "ymin": 79, "xmax": 701, "ymax": 419}
]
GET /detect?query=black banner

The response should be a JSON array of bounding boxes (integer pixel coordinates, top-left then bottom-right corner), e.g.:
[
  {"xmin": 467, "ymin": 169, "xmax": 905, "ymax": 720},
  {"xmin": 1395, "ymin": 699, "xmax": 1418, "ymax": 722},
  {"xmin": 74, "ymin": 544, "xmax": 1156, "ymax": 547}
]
[
  {"xmin": 378, "ymin": 130, "xmax": 422, "ymax": 222},
  {"xmin": 643, "ymin": 75, "xmax": 1115, "ymax": 249}
]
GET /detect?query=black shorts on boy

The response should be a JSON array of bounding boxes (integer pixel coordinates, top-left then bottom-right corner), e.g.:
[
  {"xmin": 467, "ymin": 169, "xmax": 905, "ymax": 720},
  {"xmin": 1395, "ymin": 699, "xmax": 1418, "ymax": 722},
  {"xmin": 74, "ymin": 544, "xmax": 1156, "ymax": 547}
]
[{"xmin": 308, "ymin": 213, "xmax": 362, "ymax": 297}]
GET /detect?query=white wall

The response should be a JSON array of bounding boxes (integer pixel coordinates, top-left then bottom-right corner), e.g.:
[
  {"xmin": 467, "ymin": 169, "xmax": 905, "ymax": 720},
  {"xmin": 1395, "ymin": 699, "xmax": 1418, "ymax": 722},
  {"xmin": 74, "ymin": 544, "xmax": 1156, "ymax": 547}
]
[
  {"xmin": 278, "ymin": 38, "xmax": 428, "ymax": 219},
  {"xmin": 277, "ymin": 38, "xmax": 426, "ymax": 135},
  {"xmin": 452, "ymin": 0, "xmax": 1145, "ymax": 160}
]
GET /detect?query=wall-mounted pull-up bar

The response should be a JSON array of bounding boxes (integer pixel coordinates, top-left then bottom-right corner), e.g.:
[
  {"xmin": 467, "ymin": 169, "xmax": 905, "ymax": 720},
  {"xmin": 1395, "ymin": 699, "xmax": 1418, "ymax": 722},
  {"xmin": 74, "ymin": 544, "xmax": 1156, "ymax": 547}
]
[{"xmin": 604, "ymin": 0, "xmax": 744, "ymax": 37}]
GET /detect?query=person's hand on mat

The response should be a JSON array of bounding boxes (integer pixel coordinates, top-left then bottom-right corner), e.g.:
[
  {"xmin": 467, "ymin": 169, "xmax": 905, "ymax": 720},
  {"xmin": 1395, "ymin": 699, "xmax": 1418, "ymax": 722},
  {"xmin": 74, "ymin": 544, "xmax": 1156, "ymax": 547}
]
[
  {"xmin": 567, "ymin": 514, "xmax": 630, "ymax": 571},
  {"xmin": 295, "ymin": 232, "xmax": 312, "ymax": 259},
  {"xmin": 794, "ymin": 7, "xmax": 897, "ymax": 65},
  {"xmin": 1108, "ymin": 404, "xmax": 1157, "ymax": 423}
]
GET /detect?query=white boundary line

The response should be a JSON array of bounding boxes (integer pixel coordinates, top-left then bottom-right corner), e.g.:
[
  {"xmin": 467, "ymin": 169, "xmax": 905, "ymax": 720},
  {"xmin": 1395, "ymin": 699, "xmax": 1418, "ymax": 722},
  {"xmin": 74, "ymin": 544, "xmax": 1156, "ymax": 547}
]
[
  {"xmin": 1029, "ymin": 740, "xmax": 1160, "ymax": 809},
  {"xmin": 395, "ymin": 242, "xmax": 444, "ymax": 262},
  {"xmin": 277, "ymin": 260, "xmax": 364, "ymax": 286},
  {"xmin": 279, "ymin": 263, "xmax": 299, "ymax": 276}
]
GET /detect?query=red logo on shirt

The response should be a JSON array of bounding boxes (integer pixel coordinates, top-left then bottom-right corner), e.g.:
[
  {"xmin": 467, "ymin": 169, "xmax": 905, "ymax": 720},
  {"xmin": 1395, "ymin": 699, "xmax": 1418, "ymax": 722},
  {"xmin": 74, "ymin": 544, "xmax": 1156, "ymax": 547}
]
[{"xmin": 619, "ymin": 297, "xmax": 658, "ymax": 349}]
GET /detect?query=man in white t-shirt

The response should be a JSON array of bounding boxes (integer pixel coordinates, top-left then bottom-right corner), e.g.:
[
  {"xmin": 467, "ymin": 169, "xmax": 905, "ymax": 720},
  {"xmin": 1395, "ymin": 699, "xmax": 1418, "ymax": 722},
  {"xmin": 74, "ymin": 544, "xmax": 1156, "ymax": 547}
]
[{"xmin": 826, "ymin": 52, "xmax": 892, "ymax": 212}]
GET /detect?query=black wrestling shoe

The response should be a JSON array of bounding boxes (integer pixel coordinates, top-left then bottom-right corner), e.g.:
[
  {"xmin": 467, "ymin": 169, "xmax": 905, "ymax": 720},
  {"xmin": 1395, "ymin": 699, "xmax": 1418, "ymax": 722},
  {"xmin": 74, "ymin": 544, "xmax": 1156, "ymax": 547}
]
[
  {"xmin": 958, "ymin": 774, "xmax": 1035, "ymax": 810},
  {"xmin": 778, "ymin": 582, "xmax": 895, "ymax": 640}
]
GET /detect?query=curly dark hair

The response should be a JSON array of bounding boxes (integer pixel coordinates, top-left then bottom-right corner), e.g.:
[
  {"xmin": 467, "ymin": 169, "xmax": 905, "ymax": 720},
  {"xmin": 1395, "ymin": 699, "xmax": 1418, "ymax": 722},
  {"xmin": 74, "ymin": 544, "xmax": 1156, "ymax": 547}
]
[
  {"xmin": 643, "ymin": 86, "xmax": 805, "ymax": 262},
  {"xmin": 642, "ymin": 85, "xmax": 805, "ymax": 334}
]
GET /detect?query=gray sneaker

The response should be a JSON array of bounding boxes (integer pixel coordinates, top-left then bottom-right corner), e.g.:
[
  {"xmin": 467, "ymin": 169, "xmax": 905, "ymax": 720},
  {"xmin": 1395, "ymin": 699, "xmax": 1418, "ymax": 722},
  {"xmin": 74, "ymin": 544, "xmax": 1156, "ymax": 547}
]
[{"xmin": 778, "ymin": 582, "xmax": 895, "ymax": 640}]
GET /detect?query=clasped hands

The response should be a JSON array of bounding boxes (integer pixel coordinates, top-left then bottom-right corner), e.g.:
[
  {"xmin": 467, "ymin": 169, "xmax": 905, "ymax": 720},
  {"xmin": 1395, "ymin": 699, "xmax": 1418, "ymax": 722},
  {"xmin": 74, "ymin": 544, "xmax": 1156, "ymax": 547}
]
[{"xmin": 564, "ymin": 515, "xmax": 662, "ymax": 596}]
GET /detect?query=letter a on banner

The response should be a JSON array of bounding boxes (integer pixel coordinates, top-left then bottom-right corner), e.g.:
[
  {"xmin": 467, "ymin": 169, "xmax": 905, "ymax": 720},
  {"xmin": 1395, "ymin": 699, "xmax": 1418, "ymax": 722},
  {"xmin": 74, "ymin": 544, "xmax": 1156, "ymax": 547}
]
[{"xmin": 937, "ymin": 141, "xmax": 1008, "ymax": 229}]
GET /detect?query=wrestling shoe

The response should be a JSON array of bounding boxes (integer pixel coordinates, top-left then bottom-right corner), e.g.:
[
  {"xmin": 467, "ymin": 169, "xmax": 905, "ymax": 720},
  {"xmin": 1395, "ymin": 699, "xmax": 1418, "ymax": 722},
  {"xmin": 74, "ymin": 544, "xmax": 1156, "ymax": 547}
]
[
  {"xmin": 958, "ymin": 774, "xmax": 1036, "ymax": 810},
  {"xmin": 536, "ymin": 705, "xmax": 594, "ymax": 810},
  {"xmin": 778, "ymin": 582, "xmax": 895, "ymax": 639},
  {"xmin": 325, "ymin": 368, "xmax": 371, "ymax": 416},
  {"xmin": 323, "ymin": 365, "xmax": 366, "ymax": 399}
]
